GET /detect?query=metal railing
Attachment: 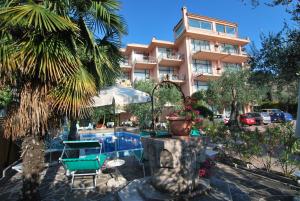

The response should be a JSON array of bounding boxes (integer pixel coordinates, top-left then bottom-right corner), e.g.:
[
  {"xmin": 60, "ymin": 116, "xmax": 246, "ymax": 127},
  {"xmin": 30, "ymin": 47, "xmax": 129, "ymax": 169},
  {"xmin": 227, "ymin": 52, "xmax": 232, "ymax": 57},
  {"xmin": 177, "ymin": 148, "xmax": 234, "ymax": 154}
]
[
  {"xmin": 159, "ymin": 53, "xmax": 184, "ymax": 60},
  {"xmin": 120, "ymin": 59, "xmax": 131, "ymax": 67},
  {"xmin": 159, "ymin": 74, "xmax": 186, "ymax": 81},
  {"xmin": 134, "ymin": 56, "xmax": 157, "ymax": 64}
]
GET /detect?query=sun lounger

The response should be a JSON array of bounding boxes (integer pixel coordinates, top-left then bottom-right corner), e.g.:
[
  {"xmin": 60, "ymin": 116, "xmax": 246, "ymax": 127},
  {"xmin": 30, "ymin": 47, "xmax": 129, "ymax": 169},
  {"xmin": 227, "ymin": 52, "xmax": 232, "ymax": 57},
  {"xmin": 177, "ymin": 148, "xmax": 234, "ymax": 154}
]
[{"xmin": 59, "ymin": 140, "xmax": 107, "ymax": 189}]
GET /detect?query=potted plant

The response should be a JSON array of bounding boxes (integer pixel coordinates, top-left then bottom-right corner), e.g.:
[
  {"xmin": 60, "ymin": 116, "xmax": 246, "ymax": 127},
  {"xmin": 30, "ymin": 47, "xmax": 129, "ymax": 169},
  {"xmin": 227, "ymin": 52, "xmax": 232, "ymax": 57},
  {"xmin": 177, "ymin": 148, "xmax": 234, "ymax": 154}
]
[{"xmin": 166, "ymin": 97, "xmax": 202, "ymax": 136}]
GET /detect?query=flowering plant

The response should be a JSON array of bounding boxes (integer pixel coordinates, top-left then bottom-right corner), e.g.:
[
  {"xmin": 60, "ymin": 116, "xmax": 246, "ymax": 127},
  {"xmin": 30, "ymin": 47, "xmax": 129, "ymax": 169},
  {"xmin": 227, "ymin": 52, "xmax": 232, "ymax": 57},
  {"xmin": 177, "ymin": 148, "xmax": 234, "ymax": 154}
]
[
  {"xmin": 168, "ymin": 97, "xmax": 202, "ymax": 125},
  {"xmin": 198, "ymin": 158, "xmax": 216, "ymax": 178},
  {"xmin": 170, "ymin": 97, "xmax": 202, "ymax": 120}
]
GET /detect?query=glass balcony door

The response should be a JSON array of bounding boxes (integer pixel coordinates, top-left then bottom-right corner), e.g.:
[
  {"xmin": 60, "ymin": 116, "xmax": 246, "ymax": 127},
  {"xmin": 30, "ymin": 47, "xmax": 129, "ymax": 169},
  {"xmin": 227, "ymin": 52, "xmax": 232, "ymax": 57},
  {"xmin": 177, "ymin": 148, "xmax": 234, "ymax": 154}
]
[
  {"xmin": 191, "ymin": 39, "xmax": 210, "ymax": 52},
  {"xmin": 192, "ymin": 60, "xmax": 212, "ymax": 74},
  {"xmin": 134, "ymin": 69, "xmax": 150, "ymax": 81}
]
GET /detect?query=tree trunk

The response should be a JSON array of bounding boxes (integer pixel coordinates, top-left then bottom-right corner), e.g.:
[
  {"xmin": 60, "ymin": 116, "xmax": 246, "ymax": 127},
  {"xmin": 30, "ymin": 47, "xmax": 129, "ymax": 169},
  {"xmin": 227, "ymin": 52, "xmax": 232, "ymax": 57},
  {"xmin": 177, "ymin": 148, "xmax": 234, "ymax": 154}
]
[
  {"xmin": 22, "ymin": 135, "xmax": 44, "ymax": 201},
  {"xmin": 102, "ymin": 114, "xmax": 106, "ymax": 127},
  {"xmin": 229, "ymin": 100, "xmax": 239, "ymax": 127},
  {"xmin": 228, "ymin": 87, "xmax": 241, "ymax": 128},
  {"xmin": 5, "ymin": 135, "xmax": 12, "ymax": 167},
  {"xmin": 68, "ymin": 117, "xmax": 78, "ymax": 141}
]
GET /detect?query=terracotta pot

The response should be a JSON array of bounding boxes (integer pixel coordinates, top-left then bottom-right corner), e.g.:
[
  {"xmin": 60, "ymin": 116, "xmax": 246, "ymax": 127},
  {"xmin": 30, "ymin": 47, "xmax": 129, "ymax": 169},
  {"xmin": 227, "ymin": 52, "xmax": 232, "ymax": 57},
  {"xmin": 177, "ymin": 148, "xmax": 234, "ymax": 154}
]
[{"xmin": 167, "ymin": 116, "xmax": 193, "ymax": 136}]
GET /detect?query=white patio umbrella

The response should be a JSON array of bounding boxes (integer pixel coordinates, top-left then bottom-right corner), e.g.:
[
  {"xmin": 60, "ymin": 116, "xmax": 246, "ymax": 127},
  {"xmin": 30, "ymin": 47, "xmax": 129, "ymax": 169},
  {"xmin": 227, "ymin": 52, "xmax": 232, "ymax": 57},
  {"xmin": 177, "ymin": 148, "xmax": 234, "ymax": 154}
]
[
  {"xmin": 92, "ymin": 85, "xmax": 151, "ymax": 157},
  {"xmin": 92, "ymin": 85, "xmax": 151, "ymax": 107}
]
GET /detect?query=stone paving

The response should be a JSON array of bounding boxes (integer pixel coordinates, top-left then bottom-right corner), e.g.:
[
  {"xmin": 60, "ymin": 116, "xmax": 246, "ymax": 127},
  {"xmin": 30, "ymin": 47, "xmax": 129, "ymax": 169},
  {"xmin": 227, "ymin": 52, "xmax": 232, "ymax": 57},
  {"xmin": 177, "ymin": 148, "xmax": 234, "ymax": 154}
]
[
  {"xmin": 0, "ymin": 156, "xmax": 143, "ymax": 201},
  {"xmin": 0, "ymin": 159, "xmax": 299, "ymax": 201}
]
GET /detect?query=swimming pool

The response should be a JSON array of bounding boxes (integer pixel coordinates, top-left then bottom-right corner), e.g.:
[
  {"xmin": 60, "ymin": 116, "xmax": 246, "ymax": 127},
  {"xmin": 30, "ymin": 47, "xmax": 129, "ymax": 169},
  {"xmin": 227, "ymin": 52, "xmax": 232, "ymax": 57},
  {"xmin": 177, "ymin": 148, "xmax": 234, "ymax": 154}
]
[{"xmin": 80, "ymin": 132, "xmax": 143, "ymax": 155}]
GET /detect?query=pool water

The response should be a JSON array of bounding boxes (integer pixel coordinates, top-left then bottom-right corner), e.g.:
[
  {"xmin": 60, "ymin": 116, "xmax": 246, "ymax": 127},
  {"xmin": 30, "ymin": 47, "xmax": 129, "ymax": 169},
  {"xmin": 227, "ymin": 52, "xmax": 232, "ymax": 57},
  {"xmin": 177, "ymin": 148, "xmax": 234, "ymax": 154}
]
[{"xmin": 80, "ymin": 132, "xmax": 143, "ymax": 156}]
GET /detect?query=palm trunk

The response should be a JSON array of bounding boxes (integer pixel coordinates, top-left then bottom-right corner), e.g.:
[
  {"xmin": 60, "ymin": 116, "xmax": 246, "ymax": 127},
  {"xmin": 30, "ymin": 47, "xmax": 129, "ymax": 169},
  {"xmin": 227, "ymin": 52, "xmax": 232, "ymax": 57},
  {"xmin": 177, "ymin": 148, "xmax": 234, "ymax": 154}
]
[
  {"xmin": 22, "ymin": 135, "xmax": 44, "ymax": 201},
  {"xmin": 68, "ymin": 117, "xmax": 78, "ymax": 141}
]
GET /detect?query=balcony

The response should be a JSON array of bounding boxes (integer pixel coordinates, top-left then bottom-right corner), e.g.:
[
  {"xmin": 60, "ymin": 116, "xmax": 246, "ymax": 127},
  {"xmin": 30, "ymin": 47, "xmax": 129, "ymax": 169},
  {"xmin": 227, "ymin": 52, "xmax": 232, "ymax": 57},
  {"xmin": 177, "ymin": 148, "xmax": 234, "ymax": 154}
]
[
  {"xmin": 120, "ymin": 60, "xmax": 132, "ymax": 70},
  {"xmin": 192, "ymin": 49, "xmax": 248, "ymax": 63},
  {"xmin": 158, "ymin": 53, "xmax": 184, "ymax": 66},
  {"xmin": 186, "ymin": 28, "xmax": 250, "ymax": 46},
  {"xmin": 159, "ymin": 74, "xmax": 186, "ymax": 84},
  {"xmin": 133, "ymin": 56, "xmax": 157, "ymax": 69},
  {"xmin": 116, "ymin": 78, "xmax": 132, "ymax": 87},
  {"xmin": 192, "ymin": 71, "xmax": 220, "ymax": 81}
]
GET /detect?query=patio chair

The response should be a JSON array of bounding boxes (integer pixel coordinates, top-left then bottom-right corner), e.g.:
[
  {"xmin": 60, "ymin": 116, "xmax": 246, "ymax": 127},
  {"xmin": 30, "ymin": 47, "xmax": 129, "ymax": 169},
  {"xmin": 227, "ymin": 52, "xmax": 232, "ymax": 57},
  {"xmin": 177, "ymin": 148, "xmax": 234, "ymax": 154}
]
[
  {"xmin": 59, "ymin": 140, "xmax": 107, "ymax": 190},
  {"xmin": 190, "ymin": 129, "xmax": 200, "ymax": 137}
]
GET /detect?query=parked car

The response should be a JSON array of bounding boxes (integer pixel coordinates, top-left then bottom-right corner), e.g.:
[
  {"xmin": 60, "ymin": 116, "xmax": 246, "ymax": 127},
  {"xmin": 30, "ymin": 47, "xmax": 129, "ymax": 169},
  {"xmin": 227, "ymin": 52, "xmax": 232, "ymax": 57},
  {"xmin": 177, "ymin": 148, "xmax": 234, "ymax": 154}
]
[
  {"xmin": 213, "ymin": 114, "xmax": 224, "ymax": 123},
  {"xmin": 260, "ymin": 112, "xmax": 272, "ymax": 124},
  {"xmin": 262, "ymin": 109, "xmax": 293, "ymax": 123},
  {"xmin": 246, "ymin": 112, "xmax": 263, "ymax": 125},
  {"xmin": 223, "ymin": 115, "xmax": 230, "ymax": 125},
  {"xmin": 239, "ymin": 114, "xmax": 256, "ymax": 126},
  {"xmin": 280, "ymin": 112, "xmax": 293, "ymax": 122},
  {"xmin": 261, "ymin": 109, "xmax": 282, "ymax": 114}
]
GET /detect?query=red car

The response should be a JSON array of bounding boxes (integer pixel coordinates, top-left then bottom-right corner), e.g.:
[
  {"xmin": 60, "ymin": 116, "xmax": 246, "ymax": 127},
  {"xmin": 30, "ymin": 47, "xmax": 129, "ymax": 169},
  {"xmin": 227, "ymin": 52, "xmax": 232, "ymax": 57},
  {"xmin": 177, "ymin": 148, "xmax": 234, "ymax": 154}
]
[{"xmin": 239, "ymin": 114, "xmax": 256, "ymax": 126}]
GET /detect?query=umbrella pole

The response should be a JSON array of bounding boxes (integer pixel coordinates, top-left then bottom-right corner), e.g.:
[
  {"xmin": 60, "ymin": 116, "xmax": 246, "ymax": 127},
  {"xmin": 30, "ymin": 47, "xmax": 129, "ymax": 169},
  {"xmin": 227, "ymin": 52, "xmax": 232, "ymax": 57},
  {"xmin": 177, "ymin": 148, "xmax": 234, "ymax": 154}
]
[{"xmin": 112, "ymin": 98, "xmax": 118, "ymax": 158}]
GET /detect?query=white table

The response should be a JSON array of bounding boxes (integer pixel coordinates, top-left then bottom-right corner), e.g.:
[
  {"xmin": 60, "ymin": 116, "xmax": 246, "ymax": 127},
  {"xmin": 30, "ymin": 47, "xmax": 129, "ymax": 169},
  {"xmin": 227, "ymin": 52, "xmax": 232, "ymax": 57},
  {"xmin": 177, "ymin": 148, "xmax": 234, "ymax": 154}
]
[
  {"xmin": 106, "ymin": 159, "xmax": 125, "ymax": 169},
  {"xmin": 105, "ymin": 159, "xmax": 126, "ymax": 189}
]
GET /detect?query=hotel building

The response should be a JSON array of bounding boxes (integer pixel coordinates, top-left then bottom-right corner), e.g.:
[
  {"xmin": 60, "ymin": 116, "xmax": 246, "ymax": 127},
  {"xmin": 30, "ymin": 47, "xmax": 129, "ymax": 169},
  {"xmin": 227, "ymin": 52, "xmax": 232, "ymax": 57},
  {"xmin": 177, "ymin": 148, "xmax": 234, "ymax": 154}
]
[{"xmin": 118, "ymin": 7, "xmax": 250, "ymax": 97}]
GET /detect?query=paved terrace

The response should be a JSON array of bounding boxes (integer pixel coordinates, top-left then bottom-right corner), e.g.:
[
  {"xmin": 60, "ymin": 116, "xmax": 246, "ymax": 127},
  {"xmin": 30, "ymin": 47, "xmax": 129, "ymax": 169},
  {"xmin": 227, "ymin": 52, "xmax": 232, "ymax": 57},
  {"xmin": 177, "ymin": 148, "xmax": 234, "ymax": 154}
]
[{"xmin": 0, "ymin": 158, "xmax": 298, "ymax": 201}]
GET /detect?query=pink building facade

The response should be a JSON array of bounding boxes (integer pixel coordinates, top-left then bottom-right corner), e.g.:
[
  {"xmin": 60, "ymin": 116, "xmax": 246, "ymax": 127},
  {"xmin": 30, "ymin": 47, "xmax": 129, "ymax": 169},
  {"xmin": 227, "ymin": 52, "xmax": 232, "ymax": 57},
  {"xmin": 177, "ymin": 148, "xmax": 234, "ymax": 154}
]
[{"xmin": 118, "ymin": 7, "xmax": 250, "ymax": 98}]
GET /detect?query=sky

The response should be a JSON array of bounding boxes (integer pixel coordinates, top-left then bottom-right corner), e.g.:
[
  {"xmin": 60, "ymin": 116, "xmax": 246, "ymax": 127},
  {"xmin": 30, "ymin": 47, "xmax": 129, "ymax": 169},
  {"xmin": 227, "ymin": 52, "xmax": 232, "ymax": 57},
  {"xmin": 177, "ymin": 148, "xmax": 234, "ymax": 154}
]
[{"xmin": 118, "ymin": 0, "xmax": 296, "ymax": 49}]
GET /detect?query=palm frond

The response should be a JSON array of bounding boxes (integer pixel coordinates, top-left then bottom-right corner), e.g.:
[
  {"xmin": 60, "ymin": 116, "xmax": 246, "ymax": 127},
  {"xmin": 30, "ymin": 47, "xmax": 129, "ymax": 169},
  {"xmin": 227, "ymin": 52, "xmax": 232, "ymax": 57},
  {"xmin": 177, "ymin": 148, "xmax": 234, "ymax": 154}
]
[
  {"xmin": 0, "ymin": 4, "xmax": 79, "ymax": 33},
  {"xmin": 92, "ymin": 43, "xmax": 121, "ymax": 86},
  {"xmin": 77, "ymin": 16, "xmax": 96, "ymax": 52},
  {"xmin": 50, "ymin": 66, "xmax": 97, "ymax": 118},
  {"xmin": 0, "ymin": 32, "xmax": 18, "ymax": 78},
  {"xmin": 90, "ymin": 0, "xmax": 127, "ymax": 36},
  {"xmin": 18, "ymin": 33, "xmax": 80, "ymax": 82},
  {"xmin": 43, "ymin": 0, "xmax": 70, "ymax": 16}
]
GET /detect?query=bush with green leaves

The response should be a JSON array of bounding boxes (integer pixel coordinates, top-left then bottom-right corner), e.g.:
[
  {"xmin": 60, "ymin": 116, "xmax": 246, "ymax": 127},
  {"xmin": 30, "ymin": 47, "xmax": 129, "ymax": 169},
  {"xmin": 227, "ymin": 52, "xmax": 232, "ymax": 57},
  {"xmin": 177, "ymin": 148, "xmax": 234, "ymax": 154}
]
[
  {"xmin": 0, "ymin": 87, "xmax": 12, "ymax": 108},
  {"xmin": 277, "ymin": 123, "xmax": 300, "ymax": 176},
  {"xmin": 234, "ymin": 129, "xmax": 263, "ymax": 164},
  {"xmin": 127, "ymin": 80, "xmax": 183, "ymax": 128},
  {"xmin": 203, "ymin": 121, "xmax": 229, "ymax": 143}
]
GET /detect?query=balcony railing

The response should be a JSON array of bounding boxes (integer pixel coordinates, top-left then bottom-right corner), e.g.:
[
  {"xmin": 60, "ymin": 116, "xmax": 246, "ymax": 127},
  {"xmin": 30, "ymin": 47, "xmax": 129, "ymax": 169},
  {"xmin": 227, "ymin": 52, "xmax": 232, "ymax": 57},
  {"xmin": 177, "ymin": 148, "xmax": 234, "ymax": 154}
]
[
  {"xmin": 159, "ymin": 74, "xmax": 186, "ymax": 82},
  {"xmin": 134, "ymin": 56, "xmax": 157, "ymax": 64},
  {"xmin": 120, "ymin": 60, "xmax": 131, "ymax": 67},
  {"xmin": 192, "ymin": 71, "xmax": 213, "ymax": 78},
  {"xmin": 159, "ymin": 53, "xmax": 184, "ymax": 60}
]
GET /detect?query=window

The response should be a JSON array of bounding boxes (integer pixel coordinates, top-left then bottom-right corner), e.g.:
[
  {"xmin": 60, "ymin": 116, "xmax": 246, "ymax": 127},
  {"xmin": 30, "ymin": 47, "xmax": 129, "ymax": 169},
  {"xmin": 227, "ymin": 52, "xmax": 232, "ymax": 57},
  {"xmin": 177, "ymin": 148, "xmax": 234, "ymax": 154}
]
[
  {"xmin": 175, "ymin": 22, "xmax": 184, "ymax": 38},
  {"xmin": 191, "ymin": 39, "xmax": 210, "ymax": 52},
  {"xmin": 223, "ymin": 62, "xmax": 242, "ymax": 72},
  {"xmin": 216, "ymin": 24, "xmax": 225, "ymax": 33},
  {"xmin": 220, "ymin": 44, "xmax": 239, "ymax": 54},
  {"xmin": 134, "ymin": 69, "xmax": 150, "ymax": 80},
  {"xmin": 189, "ymin": 18, "xmax": 212, "ymax": 30},
  {"xmin": 194, "ymin": 81, "xmax": 208, "ymax": 91},
  {"xmin": 120, "ymin": 56, "xmax": 130, "ymax": 66},
  {"xmin": 121, "ymin": 72, "xmax": 130, "ymax": 80},
  {"xmin": 192, "ymin": 60, "xmax": 212, "ymax": 74},
  {"xmin": 216, "ymin": 23, "xmax": 236, "ymax": 35},
  {"xmin": 158, "ymin": 48, "xmax": 173, "ymax": 58},
  {"xmin": 226, "ymin": 26, "xmax": 236, "ymax": 35},
  {"xmin": 159, "ymin": 67, "xmax": 175, "ymax": 79}
]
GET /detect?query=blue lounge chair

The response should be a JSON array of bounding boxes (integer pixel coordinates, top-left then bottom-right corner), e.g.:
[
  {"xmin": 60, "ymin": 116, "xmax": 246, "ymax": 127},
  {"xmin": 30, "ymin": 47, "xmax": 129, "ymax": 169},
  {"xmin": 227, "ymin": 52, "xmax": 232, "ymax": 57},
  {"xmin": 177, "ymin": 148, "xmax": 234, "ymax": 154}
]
[{"xmin": 59, "ymin": 140, "xmax": 107, "ymax": 190}]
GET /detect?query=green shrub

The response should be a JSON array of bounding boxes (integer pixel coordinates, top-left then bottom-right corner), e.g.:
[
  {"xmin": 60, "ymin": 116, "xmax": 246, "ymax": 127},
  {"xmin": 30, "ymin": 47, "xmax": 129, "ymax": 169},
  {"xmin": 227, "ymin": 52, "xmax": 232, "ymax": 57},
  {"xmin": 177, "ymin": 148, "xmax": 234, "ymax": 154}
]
[{"xmin": 203, "ymin": 121, "xmax": 229, "ymax": 143}]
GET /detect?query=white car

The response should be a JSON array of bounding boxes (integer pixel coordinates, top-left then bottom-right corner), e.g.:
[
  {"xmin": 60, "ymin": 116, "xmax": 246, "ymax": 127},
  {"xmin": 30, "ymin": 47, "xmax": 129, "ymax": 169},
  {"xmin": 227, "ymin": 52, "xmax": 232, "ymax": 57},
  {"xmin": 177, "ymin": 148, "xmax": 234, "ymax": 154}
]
[{"xmin": 260, "ymin": 112, "xmax": 271, "ymax": 124}]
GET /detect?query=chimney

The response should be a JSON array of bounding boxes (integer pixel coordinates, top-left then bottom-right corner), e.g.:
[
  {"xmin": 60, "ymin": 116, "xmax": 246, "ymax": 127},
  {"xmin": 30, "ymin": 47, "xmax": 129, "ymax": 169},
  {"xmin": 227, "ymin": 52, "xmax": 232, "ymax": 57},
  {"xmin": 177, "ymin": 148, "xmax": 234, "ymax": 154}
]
[{"xmin": 182, "ymin": 7, "xmax": 188, "ymax": 29}]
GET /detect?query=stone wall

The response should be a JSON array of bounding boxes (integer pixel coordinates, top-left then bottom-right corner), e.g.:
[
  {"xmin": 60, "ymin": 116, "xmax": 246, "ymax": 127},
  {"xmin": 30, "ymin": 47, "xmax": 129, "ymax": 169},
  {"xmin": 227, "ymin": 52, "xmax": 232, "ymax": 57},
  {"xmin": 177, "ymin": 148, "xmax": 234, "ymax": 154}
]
[{"xmin": 141, "ymin": 136, "xmax": 206, "ymax": 194}]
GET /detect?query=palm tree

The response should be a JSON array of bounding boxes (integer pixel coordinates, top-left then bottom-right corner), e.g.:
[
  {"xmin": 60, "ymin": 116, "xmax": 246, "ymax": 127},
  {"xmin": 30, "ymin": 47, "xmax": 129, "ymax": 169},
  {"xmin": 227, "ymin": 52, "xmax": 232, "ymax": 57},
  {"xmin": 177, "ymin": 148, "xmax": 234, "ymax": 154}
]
[{"xmin": 0, "ymin": 0, "xmax": 126, "ymax": 200}]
